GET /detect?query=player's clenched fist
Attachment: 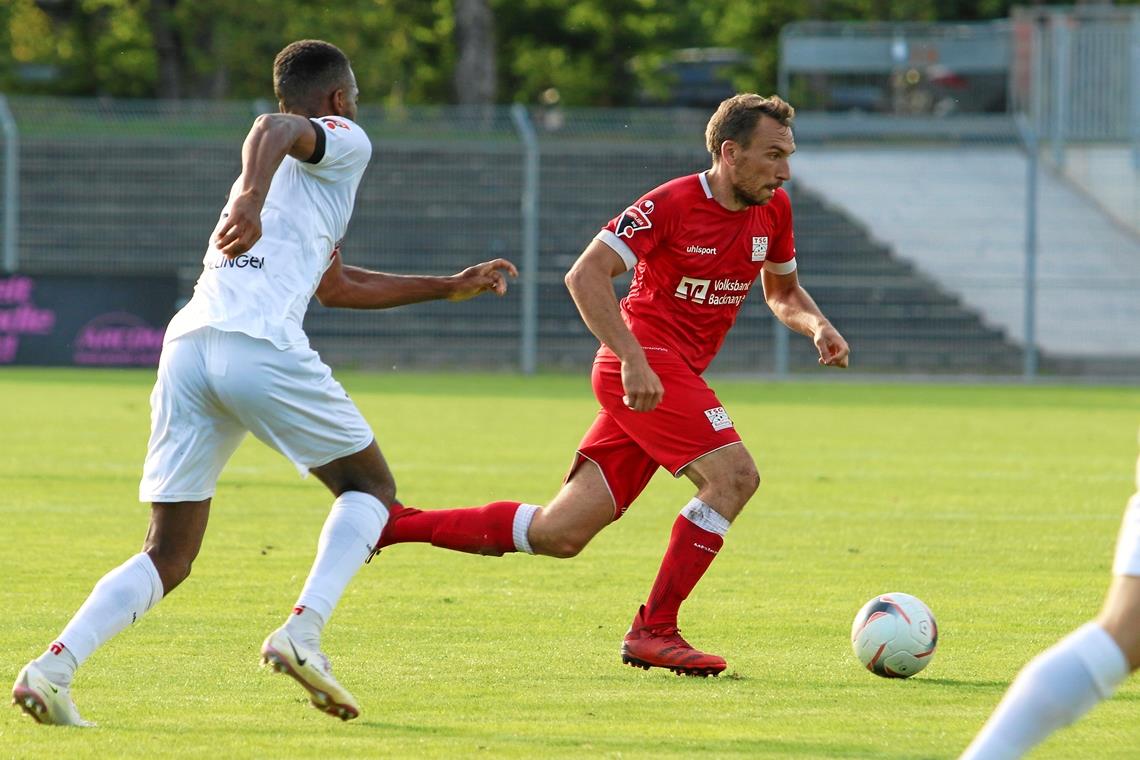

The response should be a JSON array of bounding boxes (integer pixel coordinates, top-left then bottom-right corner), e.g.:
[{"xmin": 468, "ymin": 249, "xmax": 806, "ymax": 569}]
[
  {"xmin": 213, "ymin": 193, "xmax": 263, "ymax": 258},
  {"xmin": 815, "ymin": 324, "xmax": 850, "ymax": 368},
  {"xmin": 620, "ymin": 358, "xmax": 664, "ymax": 412}
]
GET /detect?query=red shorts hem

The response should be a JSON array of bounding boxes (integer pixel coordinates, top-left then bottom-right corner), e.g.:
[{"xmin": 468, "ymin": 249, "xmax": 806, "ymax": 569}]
[{"xmin": 570, "ymin": 360, "xmax": 743, "ymax": 514}]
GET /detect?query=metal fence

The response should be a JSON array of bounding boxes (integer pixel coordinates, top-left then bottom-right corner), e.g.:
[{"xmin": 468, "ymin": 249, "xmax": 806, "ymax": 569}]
[
  {"xmin": 1012, "ymin": 6, "xmax": 1140, "ymax": 150},
  {"xmin": 778, "ymin": 20, "xmax": 1012, "ymax": 116},
  {"xmin": 1, "ymin": 94, "xmax": 1138, "ymax": 380},
  {"xmin": 1008, "ymin": 5, "xmax": 1140, "ymax": 236}
]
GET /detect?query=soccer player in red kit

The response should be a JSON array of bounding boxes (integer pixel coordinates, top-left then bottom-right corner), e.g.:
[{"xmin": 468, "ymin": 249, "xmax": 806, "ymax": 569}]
[{"xmin": 377, "ymin": 93, "xmax": 849, "ymax": 676}]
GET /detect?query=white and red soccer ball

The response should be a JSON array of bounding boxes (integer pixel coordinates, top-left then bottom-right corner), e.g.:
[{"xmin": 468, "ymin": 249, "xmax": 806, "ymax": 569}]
[{"xmin": 851, "ymin": 592, "xmax": 938, "ymax": 678}]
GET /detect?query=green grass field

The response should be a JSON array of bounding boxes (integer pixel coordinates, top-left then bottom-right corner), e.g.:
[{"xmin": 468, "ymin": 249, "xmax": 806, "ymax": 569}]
[{"xmin": 1, "ymin": 368, "xmax": 1137, "ymax": 758}]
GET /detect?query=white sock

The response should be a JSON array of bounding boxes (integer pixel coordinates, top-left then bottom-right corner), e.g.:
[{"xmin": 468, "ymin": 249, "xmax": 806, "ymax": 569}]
[
  {"xmin": 960, "ymin": 622, "xmax": 1129, "ymax": 759},
  {"xmin": 31, "ymin": 646, "xmax": 78, "ymax": 690},
  {"xmin": 292, "ymin": 491, "xmax": 388, "ymax": 637},
  {"xmin": 38, "ymin": 552, "xmax": 163, "ymax": 687},
  {"xmin": 284, "ymin": 605, "xmax": 326, "ymax": 651},
  {"xmin": 512, "ymin": 503, "xmax": 541, "ymax": 554},
  {"xmin": 680, "ymin": 497, "xmax": 731, "ymax": 536}
]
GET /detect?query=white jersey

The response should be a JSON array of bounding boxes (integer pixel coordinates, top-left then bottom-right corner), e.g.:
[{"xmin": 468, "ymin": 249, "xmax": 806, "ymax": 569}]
[{"xmin": 165, "ymin": 115, "xmax": 372, "ymax": 350}]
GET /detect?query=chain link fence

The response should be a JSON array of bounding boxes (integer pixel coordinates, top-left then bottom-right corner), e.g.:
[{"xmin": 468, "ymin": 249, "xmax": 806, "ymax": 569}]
[{"xmin": 1, "ymin": 93, "xmax": 1138, "ymax": 379}]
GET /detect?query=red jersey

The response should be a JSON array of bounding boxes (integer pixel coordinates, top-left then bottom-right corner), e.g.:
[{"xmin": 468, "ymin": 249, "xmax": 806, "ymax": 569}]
[{"xmin": 595, "ymin": 171, "xmax": 797, "ymax": 373}]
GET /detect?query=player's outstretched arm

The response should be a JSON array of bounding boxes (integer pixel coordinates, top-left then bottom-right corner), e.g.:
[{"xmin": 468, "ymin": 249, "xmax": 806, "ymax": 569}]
[
  {"xmin": 315, "ymin": 250, "xmax": 517, "ymax": 309},
  {"xmin": 761, "ymin": 268, "xmax": 850, "ymax": 368}
]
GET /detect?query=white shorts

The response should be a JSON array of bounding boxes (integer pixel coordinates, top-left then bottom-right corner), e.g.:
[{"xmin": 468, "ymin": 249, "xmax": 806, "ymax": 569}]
[{"xmin": 139, "ymin": 327, "xmax": 374, "ymax": 502}]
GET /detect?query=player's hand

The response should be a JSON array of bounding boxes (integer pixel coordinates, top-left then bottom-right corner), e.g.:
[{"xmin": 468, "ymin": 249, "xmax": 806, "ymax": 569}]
[
  {"xmin": 447, "ymin": 258, "xmax": 519, "ymax": 301},
  {"xmin": 620, "ymin": 357, "xmax": 664, "ymax": 412},
  {"xmin": 814, "ymin": 324, "xmax": 850, "ymax": 368},
  {"xmin": 212, "ymin": 193, "xmax": 263, "ymax": 258}
]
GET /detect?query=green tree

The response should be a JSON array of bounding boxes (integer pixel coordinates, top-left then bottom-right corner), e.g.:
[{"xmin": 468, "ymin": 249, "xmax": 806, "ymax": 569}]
[
  {"xmin": 0, "ymin": 2, "xmax": 11, "ymax": 91},
  {"xmin": 8, "ymin": 0, "xmax": 1121, "ymax": 105},
  {"xmin": 492, "ymin": 0, "xmax": 687, "ymax": 106},
  {"xmin": 5, "ymin": 0, "xmax": 457, "ymax": 103}
]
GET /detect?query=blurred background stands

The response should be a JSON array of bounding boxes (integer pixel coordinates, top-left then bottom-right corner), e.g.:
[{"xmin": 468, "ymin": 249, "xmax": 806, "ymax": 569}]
[{"xmin": 1, "ymin": 9, "xmax": 1138, "ymax": 379}]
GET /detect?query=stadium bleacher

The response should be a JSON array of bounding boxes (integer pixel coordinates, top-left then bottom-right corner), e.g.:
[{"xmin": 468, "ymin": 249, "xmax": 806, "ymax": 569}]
[{"xmin": 17, "ymin": 135, "xmax": 1028, "ymax": 374}]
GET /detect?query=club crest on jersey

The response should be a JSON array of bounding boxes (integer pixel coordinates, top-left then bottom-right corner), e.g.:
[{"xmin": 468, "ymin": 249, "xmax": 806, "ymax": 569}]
[
  {"xmin": 322, "ymin": 118, "xmax": 350, "ymax": 131},
  {"xmin": 704, "ymin": 406, "xmax": 734, "ymax": 431},
  {"xmin": 615, "ymin": 200, "xmax": 655, "ymax": 239},
  {"xmin": 751, "ymin": 236, "xmax": 769, "ymax": 262}
]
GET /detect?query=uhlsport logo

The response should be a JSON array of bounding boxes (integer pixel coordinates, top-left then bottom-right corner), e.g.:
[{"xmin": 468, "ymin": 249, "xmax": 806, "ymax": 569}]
[
  {"xmin": 615, "ymin": 200, "xmax": 655, "ymax": 239},
  {"xmin": 685, "ymin": 244, "xmax": 717, "ymax": 255},
  {"xmin": 752, "ymin": 236, "xmax": 769, "ymax": 262}
]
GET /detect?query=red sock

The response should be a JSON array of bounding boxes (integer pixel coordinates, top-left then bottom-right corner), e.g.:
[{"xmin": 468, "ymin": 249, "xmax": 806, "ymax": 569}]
[
  {"xmin": 641, "ymin": 514, "xmax": 725, "ymax": 630},
  {"xmin": 379, "ymin": 501, "xmax": 522, "ymax": 556}
]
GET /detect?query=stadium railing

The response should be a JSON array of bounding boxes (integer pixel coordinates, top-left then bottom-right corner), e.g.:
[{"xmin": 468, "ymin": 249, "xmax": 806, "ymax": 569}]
[{"xmin": 0, "ymin": 96, "xmax": 1137, "ymax": 380}]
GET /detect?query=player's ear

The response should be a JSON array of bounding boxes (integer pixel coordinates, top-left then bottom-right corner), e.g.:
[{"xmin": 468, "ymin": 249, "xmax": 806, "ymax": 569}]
[
  {"xmin": 331, "ymin": 87, "xmax": 348, "ymax": 116},
  {"xmin": 721, "ymin": 140, "xmax": 737, "ymax": 167}
]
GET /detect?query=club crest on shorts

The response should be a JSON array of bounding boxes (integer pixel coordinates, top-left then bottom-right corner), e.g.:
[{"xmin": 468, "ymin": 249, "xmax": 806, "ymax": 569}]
[
  {"xmin": 615, "ymin": 200, "xmax": 655, "ymax": 239},
  {"xmin": 751, "ymin": 236, "xmax": 768, "ymax": 262},
  {"xmin": 704, "ymin": 406, "xmax": 733, "ymax": 431}
]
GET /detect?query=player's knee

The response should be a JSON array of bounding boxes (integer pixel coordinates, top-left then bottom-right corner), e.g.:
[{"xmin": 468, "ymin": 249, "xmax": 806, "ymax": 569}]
[
  {"xmin": 373, "ymin": 482, "xmax": 398, "ymax": 508},
  {"xmin": 703, "ymin": 464, "xmax": 759, "ymax": 520},
  {"xmin": 338, "ymin": 477, "xmax": 396, "ymax": 507},
  {"xmin": 146, "ymin": 549, "xmax": 195, "ymax": 592},
  {"xmin": 543, "ymin": 539, "xmax": 588, "ymax": 559},
  {"xmin": 314, "ymin": 454, "xmax": 398, "ymax": 505},
  {"xmin": 1123, "ymin": 639, "xmax": 1140, "ymax": 673},
  {"xmin": 740, "ymin": 463, "xmax": 761, "ymax": 498},
  {"xmin": 531, "ymin": 530, "xmax": 591, "ymax": 559},
  {"xmin": 1101, "ymin": 618, "xmax": 1140, "ymax": 671},
  {"xmin": 726, "ymin": 461, "xmax": 760, "ymax": 503}
]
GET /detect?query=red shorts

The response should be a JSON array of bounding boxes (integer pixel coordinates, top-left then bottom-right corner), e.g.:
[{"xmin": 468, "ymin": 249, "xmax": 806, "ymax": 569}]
[{"xmin": 568, "ymin": 356, "xmax": 742, "ymax": 517}]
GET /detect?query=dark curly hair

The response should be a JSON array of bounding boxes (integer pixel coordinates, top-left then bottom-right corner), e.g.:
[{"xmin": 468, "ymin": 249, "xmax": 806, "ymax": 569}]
[{"xmin": 273, "ymin": 40, "xmax": 352, "ymax": 112}]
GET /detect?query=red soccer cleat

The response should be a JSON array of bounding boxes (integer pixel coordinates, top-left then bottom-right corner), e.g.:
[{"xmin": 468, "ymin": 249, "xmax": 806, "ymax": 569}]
[{"xmin": 620, "ymin": 605, "xmax": 727, "ymax": 677}]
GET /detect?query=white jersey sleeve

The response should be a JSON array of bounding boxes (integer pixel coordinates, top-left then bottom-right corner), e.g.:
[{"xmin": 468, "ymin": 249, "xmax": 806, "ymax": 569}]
[{"xmin": 302, "ymin": 116, "xmax": 372, "ymax": 182}]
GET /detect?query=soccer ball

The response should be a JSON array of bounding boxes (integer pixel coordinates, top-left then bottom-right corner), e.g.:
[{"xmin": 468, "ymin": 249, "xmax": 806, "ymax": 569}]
[{"xmin": 850, "ymin": 592, "xmax": 938, "ymax": 678}]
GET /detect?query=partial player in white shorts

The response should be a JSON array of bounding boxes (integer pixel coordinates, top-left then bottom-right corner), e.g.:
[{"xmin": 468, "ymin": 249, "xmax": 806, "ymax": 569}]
[
  {"xmin": 139, "ymin": 326, "xmax": 374, "ymax": 502},
  {"xmin": 961, "ymin": 439, "xmax": 1140, "ymax": 758}
]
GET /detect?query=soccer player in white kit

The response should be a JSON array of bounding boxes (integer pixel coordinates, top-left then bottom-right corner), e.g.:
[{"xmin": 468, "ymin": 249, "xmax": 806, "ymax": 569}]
[
  {"xmin": 11, "ymin": 39, "xmax": 516, "ymax": 726},
  {"xmin": 961, "ymin": 436, "xmax": 1140, "ymax": 758}
]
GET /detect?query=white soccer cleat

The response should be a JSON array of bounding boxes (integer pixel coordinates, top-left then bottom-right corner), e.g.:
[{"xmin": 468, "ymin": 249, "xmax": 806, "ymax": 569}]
[
  {"xmin": 260, "ymin": 627, "xmax": 360, "ymax": 721},
  {"xmin": 11, "ymin": 662, "xmax": 94, "ymax": 727}
]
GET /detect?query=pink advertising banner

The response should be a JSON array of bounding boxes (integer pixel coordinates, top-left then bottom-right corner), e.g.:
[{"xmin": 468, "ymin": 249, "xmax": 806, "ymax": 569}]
[{"xmin": 0, "ymin": 274, "xmax": 177, "ymax": 367}]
